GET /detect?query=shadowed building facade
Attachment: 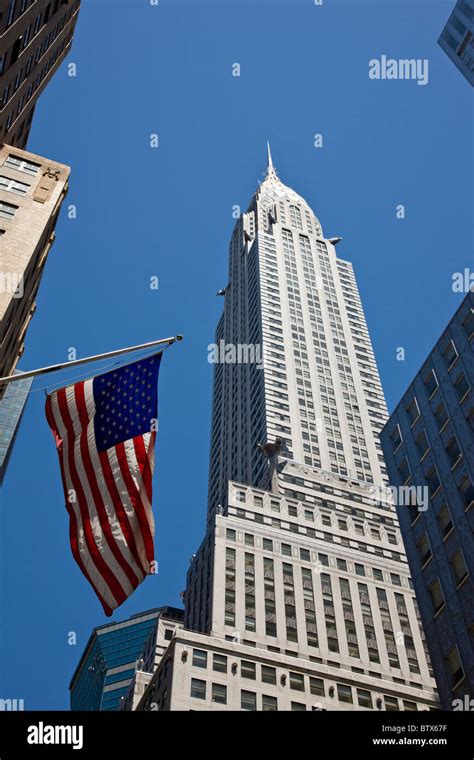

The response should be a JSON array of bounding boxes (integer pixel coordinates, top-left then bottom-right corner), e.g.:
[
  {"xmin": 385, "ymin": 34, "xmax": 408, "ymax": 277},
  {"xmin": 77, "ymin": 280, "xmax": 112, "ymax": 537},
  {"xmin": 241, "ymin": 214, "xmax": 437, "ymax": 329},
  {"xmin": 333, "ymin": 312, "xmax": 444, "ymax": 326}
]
[
  {"xmin": 381, "ymin": 293, "xmax": 474, "ymax": 710},
  {"xmin": 438, "ymin": 0, "xmax": 474, "ymax": 86},
  {"xmin": 0, "ymin": 0, "xmax": 81, "ymax": 148}
]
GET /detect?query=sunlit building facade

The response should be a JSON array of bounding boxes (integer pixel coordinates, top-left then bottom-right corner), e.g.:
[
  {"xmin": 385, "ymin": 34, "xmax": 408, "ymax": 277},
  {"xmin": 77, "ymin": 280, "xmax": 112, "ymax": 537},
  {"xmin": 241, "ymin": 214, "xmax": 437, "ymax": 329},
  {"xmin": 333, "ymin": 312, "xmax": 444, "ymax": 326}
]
[{"xmin": 136, "ymin": 149, "xmax": 439, "ymax": 711}]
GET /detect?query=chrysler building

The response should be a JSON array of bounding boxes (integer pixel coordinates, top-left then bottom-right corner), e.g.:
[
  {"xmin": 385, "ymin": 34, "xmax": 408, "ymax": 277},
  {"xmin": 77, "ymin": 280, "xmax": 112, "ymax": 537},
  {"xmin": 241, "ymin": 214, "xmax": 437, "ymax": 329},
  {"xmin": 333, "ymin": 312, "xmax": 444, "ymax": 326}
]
[{"xmin": 134, "ymin": 147, "xmax": 439, "ymax": 711}]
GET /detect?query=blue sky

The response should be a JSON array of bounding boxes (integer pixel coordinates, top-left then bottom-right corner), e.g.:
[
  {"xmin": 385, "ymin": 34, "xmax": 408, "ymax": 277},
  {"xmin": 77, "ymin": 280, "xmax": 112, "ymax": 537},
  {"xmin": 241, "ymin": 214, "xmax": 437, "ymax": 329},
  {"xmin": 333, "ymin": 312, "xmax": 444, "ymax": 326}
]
[{"xmin": 0, "ymin": 0, "xmax": 472, "ymax": 709}]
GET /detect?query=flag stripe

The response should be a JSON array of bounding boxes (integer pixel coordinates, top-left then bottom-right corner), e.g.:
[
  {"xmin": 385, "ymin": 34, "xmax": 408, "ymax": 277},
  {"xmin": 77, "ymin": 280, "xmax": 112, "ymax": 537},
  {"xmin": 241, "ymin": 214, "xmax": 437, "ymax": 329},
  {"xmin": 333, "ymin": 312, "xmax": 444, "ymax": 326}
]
[
  {"xmin": 134, "ymin": 433, "xmax": 154, "ymax": 505},
  {"xmin": 124, "ymin": 435, "xmax": 155, "ymax": 537},
  {"xmin": 73, "ymin": 382, "xmax": 142, "ymax": 592},
  {"xmin": 45, "ymin": 396, "xmax": 114, "ymax": 616},
  {"xmin": 64, "ymin": 383, "xmax": 133, "ymax": 599},
  {"xmin": 104, "ymin": 446, "xmax": 150, "ymax": 572},
  {"xmin": 56, "ymin": 386, "xmax": 127, "ymax": 609},
  {"xmin": 115, "ymin": 441, "xmax": 155, "ymax": 564},
  {"xmin": 49, "ymin": 391, "xmax": 119, "ymax": 612},
  {"xmin": 81, "ymin": 381, "xmax": 146, "ymax": 580},
  {"xmin": 97, "ymin": 450, "xmax": 148, "ymax": 578}
]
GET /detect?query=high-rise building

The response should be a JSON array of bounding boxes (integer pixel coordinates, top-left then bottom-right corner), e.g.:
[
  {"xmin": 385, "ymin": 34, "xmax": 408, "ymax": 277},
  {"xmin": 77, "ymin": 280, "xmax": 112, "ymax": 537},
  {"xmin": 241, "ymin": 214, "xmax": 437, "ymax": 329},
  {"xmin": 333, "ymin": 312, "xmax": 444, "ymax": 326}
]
[
  {"xmin": 438, "ymin": 0, "xmax": 474, "ymax": 86},
  {"xmin": 134, "ymin": 148, "xmax": 439, "ymax": 711},
  {"xmin": 69, "ymin": 606, "xmax": 184, "ymax": 711},
  {"xmin": 0, "ymin": 142, "xmax": 70, "ymax": 398},
  {"xmin": 381, "ymin": 292, "xmax": 474, "ymax": 710},
  {"xmin": 0, "ymin": 0, "xmax": 81, "ymax": 149},
  {"xmin": 0, "ymin": 369, "xmax": 32, "ymax": 483}
]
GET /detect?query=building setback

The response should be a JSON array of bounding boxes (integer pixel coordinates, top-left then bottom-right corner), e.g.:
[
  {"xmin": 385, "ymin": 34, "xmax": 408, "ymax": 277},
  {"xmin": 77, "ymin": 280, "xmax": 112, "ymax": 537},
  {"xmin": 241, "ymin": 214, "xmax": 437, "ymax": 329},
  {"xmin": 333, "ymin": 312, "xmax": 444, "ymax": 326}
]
[
  {"xmin": 0, "ymin": 0, "xmax": 81, "ymax": 149},
  {"xmin": 0, "ymin": 143, "xmax": 70, "ymax": 396},
  {"xmin": 438, "ymin": 0, "xmax": 474, "ymax": 86},
  {"xmin": 381, "ymin": 292, "xmax": 474, "ymax": 710},
  {"xmin": 133, "ymin": 148, "xmax": 439, "ymax": 711}
]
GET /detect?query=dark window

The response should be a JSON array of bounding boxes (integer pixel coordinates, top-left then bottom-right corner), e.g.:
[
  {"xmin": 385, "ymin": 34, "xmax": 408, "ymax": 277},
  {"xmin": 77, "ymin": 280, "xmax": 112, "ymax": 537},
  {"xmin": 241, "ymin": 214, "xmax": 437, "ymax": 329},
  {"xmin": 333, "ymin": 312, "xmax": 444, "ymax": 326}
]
[
  {"xmin": 438, "ymin": 505, "xmax": 453, "ymax": 539},
  {"xmin": 423, "ymin": 369, "xmax": 438, "ymax": 398},
  {"xmin": 454, "ymin": 371, "xmax": 470, "ymax": 401},
  {"xmin": 443, "ymin": 340, "xmax": 458, "ymax": 369},
  {"xmin": 261, "ymin": 666, "xmax": 276, "ymax": 685},
  {"xmin": 7, "ymin": 1, "xmax": 17, "ymax": 28},
  {"xmin": 262, "ymin": 694, "xmax": 278, "ymax": 711},
  {"xmin": 241, "ymin": 661, "xmax": 256, "ymax": 680},
  {"xmin": 212, "ymin": 654, "xmax": 227, "ymax": 673},
  {"xmin": 241, "ymin": 690, "xmax": 256, "ymax": 711},
  {"xmin": 451, "ymin": 551, "xmax": 468, "ymax": 586},
  {"xmin": 211, "ymin": 683, "xmax": 227, "ymax": 704},
  {"xmin": 417, "ymin": 534, "xmax": 432, "ymax": 566},
  {"xmin": 337, "ymin": 684, "xmax": 353, "ymax": 704},
  {"xmin": 310, "ymin": 677, "xmax": 325, "ymax": 696},
  {"xmin": 357, "ymin": 689, "xmax": 372, "ymax": 708},
  {"xmin": 406, "ymin": 398, "xmax": 420, "ymax": 425},
  {"xmin": 446, "ymin": 438, "xmax": 461, "ymax": 468},
  {"xmin": 429, "ymin": 580, "xmax": 445, "ymax": 615},
  {"xmin": 289, "ymin": 672, "xmax": 305, "ymax": 691},
  {"xmin": 192, "ymin": 649, "xmax": 207, "ymax": 669},
  {"xmin": 390, "ymin": 425, "xmax": 402, "ymax": 451},
  {"xmin": 398, "ymin": 459, "xmax": 411, "ymax": 484},
  {"xmin": 459, "ymin": 477, "xmax": 474, "ymax": 509},
  {"xmin": 446, "ymin": 647, "xmax": 464, "ymax": 687},
  {"xmin": 426, "ymin": 467, "xmax": 440, "ymax": 497},
  {"xmin": 416, "ymin": 431, "xmax": 430, "ymax": 460},
  {"xmin": 190, "ymin": 678, "xmax": 206, "ymax": 700},
  {"xmin": 434, "ymin": 403, "xmax": 449, "ymax": 431}
]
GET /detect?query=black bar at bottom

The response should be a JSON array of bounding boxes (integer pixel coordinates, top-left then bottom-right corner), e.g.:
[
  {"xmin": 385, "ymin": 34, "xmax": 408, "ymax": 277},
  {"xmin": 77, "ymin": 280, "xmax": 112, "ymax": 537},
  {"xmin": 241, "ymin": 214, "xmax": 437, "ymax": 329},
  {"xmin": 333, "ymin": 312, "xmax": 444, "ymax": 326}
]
[{"xmin": 0, "ymin": 710, "xmax": 471, "ymax": 757}]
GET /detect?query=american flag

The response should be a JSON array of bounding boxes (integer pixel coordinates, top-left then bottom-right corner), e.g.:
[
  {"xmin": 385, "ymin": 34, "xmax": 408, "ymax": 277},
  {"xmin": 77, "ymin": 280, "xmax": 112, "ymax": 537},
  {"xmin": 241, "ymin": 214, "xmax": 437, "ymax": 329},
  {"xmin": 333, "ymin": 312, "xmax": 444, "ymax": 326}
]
[{"xmin": 45, "ymin": 353, "xmax": 162, "ymax": 616}]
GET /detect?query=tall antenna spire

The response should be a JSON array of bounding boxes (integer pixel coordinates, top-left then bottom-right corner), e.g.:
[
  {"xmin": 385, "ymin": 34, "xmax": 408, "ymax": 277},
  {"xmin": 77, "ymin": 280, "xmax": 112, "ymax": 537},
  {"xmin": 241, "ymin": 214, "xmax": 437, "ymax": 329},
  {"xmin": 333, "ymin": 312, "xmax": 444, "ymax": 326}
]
[{"xmin": 266, "ymin": 141, "xmax": 278, "ymax": 179}]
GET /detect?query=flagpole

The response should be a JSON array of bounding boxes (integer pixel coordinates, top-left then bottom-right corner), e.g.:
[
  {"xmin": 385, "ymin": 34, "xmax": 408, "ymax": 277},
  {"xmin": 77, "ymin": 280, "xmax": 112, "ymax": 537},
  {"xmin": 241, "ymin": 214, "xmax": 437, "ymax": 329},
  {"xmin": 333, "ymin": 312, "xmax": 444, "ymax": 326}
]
[{"xmin": 0, "ymin": 335, "xmax": 183, "ymax": 386}]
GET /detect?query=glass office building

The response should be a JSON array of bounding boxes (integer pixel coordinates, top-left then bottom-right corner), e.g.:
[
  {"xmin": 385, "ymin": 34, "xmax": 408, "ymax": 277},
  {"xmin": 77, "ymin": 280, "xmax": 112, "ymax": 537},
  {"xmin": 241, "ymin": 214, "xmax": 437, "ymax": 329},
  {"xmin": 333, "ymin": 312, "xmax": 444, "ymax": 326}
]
[
  {"xmin": 0, "ymin": 372, "xmax": 33, "ymax": 484},
  {"xmin": 70, "ymin": 609, "xmax": 164, "ymax": 711}
]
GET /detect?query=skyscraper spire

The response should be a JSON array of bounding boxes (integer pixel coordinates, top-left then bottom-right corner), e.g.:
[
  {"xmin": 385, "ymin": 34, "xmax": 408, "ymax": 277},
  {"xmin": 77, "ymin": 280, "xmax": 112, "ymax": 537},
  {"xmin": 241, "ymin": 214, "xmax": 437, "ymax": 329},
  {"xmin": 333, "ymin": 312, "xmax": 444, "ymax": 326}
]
[{"xmin": 266, "ymin": 140, "xmax": 277, "ymax": 179}]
